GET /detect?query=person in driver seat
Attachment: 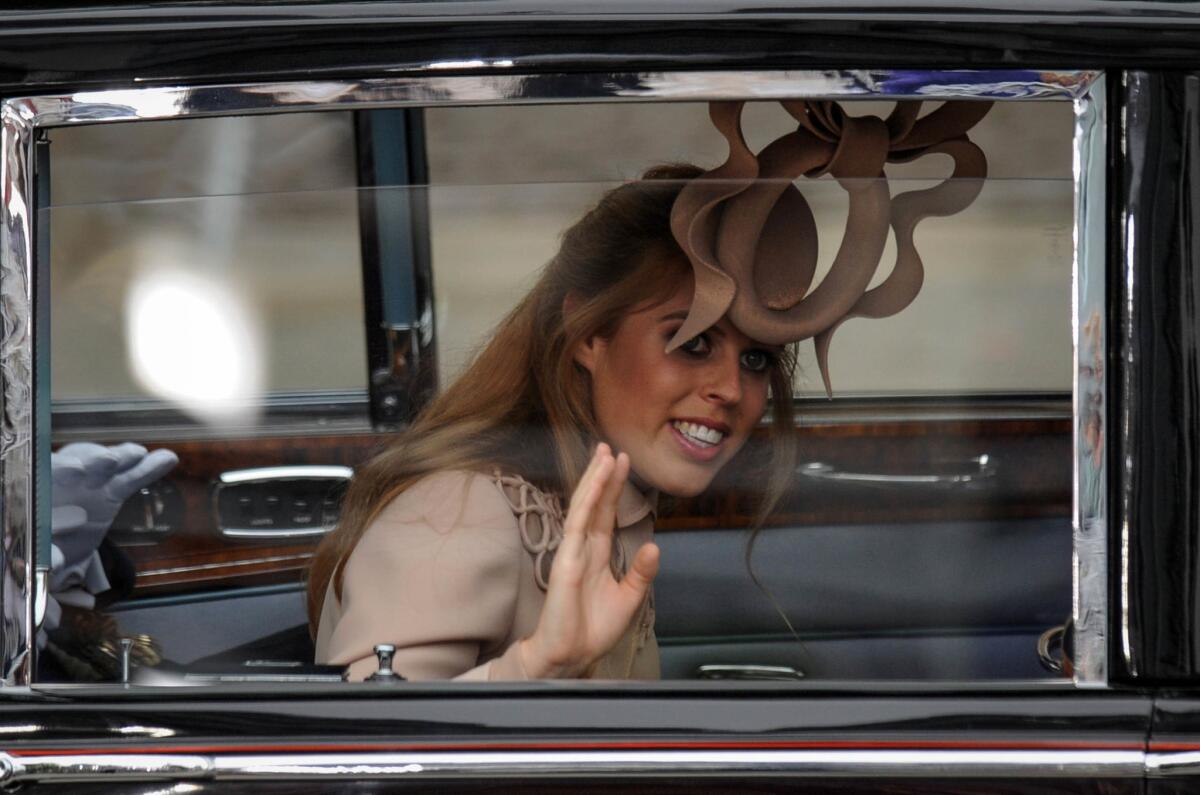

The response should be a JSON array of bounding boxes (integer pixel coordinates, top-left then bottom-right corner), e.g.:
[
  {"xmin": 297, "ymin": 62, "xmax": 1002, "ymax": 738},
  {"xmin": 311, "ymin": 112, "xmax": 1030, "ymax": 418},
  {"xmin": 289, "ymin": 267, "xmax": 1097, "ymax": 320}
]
[{"xmin": 308, "ymin": 99, "xmax": 990, "ymax": 680}]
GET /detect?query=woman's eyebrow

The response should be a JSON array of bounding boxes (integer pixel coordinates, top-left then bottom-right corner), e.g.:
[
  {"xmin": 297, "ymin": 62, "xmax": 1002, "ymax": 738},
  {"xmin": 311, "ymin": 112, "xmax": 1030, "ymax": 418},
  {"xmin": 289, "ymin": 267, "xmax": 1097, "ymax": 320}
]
[{"xmin": 659, "ymin": 310, "xmax": 728, "ymax": 339}]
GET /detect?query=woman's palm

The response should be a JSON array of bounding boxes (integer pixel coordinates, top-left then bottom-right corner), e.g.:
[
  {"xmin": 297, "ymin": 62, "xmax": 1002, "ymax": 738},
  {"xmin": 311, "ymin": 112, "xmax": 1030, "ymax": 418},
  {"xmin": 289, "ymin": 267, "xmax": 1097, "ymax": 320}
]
[{"xmin": 521, "ymin": 445, "xmax": 659, "ymax": 677}]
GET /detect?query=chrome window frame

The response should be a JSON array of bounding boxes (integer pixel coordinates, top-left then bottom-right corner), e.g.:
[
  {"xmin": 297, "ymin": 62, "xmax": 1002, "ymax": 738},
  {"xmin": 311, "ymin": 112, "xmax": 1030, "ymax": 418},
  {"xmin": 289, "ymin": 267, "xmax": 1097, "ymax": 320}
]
[{"xmin": 0, "ymin": 69, "xmax": 1103, "ymax": 687}]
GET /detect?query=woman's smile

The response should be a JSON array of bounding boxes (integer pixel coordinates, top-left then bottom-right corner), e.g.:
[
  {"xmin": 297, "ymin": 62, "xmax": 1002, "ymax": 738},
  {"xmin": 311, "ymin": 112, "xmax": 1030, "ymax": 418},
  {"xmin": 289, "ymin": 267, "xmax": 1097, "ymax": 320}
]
[{"xmin": 669, "ymin": 418, "xmax": 729, "ymax": 461}]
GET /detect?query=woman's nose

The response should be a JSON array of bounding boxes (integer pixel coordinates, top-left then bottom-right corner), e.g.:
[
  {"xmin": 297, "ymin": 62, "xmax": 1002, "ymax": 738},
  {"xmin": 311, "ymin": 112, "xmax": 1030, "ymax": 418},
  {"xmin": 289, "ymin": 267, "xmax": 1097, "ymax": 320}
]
[{"xmin": 703, "ymin": 354, "xmax": 742, "ymax": 405}]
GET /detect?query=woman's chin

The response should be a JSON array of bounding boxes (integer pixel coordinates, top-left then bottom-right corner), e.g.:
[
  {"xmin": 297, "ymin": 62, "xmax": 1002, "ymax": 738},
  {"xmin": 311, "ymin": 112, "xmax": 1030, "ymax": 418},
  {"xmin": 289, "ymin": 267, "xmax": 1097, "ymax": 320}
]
[
  {"xmin": 660, "ymin": 482, "xmax": 711, "ymax": 499},
  {"xmin": 638, "ymin": 465, "xmax": 717, "ymax": 499}
]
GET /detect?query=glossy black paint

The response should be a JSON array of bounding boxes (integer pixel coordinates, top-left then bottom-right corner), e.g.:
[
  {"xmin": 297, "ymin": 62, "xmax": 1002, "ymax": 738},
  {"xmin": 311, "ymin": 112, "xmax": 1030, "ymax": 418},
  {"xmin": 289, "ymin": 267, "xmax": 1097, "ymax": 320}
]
[
  {"xmin": 0, "ymin": 2, "xmax": 1197, "ymax": 95},
  {"xmin": 1147, "ymin": 696, "xmax": 1200, "ymax": 793},
  {"xmin": 0, "ymin": 687, "xmax": 1152, "ymax": 791},
  {"xmin": 0, "ymin": 686, "xmax": 1152, "ymax": 747},
  {"xmin": 1150, "ymin": 695, "xmax": 1200, "ymax": 737},
  {"xmin": 1113, "ymin": 71, "xmax": 1200, "ymax": 684}
]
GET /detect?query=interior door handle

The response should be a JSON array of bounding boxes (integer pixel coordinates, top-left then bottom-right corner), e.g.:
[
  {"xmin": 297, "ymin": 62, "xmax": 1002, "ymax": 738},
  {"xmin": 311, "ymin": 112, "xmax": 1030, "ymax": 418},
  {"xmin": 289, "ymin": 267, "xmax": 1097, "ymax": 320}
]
[
  {"xmin": 214, "ymin": 465, "xmax": 353, "ymax": 539},
  {"xmin": 797, "ymin": 454, "xmax": 996, "ymax": 488},
  {"xmin": 695, "ymin": 664, "xmax": 805, "ymax": 681}
]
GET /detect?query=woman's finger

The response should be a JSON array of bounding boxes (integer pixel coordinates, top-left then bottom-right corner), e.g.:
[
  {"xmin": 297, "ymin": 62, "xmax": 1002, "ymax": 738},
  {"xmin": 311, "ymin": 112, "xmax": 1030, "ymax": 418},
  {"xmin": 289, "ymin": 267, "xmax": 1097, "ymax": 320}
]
[
  {"xmin": 563, "ymin": 444, "xmax": 606, "ymax": 534},
  {"xmin": 559, "ymin": 447, "xmax": 613, "ymax": 560},
  {"xmin": 566, "ymin": 443, "xmax": 608, "ymax": 515},
  {"xmin": 588, "ymin": 451, "xmax": 628, "ymax": 546}
]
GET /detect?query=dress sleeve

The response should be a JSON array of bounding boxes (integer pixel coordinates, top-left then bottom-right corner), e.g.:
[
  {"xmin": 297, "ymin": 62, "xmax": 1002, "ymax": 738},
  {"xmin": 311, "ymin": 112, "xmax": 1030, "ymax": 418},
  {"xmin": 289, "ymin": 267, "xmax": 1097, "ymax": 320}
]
[{"xmin": 320, "ymin": 470, "xmax": 530, "ymax": 681}]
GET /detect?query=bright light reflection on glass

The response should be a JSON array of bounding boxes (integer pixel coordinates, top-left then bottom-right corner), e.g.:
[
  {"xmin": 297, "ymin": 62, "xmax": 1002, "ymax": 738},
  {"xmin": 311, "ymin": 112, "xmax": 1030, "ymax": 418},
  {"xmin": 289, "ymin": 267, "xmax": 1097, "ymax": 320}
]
[{"xmin": 125, "ymin": 256, "xmax": 263, "ymax": 426}]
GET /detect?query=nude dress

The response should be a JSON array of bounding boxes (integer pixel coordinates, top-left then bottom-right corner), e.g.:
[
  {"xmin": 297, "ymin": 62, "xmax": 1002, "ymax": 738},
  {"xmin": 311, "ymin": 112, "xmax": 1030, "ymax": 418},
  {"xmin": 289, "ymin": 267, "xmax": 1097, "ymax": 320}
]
[{"xmin": 313, "ymin": 469, "xmax": 659, "ymax": 681}]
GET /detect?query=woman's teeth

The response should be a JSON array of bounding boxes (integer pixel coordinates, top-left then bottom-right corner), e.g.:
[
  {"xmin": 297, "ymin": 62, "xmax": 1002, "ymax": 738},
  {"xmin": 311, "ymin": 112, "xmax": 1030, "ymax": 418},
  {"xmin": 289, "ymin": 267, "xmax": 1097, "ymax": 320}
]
[{"xmin": 672, "ymin": 420, "xmax": 725, "ymax": 448}]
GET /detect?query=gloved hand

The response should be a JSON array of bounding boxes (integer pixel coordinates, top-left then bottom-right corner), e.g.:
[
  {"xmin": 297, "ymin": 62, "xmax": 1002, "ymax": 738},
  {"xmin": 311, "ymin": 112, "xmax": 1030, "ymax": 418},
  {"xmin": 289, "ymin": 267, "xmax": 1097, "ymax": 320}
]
[{"xmin": 46, "ymin": 443, "xmax": 178, "ymax": 628}]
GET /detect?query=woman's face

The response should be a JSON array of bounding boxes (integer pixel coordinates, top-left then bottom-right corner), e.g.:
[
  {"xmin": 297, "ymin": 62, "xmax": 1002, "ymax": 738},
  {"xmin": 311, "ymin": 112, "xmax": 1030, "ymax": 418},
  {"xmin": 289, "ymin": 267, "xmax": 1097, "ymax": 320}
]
[{"xmin": 576, "ymin": 278, "xmax": 777, "ymax": 497}]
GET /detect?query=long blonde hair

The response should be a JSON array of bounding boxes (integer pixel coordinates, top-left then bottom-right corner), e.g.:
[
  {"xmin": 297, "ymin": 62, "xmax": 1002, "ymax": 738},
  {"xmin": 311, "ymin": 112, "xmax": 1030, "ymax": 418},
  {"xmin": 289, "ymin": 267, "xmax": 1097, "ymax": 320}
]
[{"xmin": 307, "ymin": 165, "xmax": 798, "ymax": 631}]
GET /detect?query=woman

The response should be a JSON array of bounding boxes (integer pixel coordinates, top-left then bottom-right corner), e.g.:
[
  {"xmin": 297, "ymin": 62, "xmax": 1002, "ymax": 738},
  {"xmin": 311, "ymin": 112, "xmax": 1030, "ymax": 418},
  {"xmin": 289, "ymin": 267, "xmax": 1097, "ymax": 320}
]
[
  {"xmin": 308, "ymin": 99, "xmax": 990, "ymax": 680},
  {"xmin": 309, "ymin": 162, "xmax": 798, "ymax": 680}
]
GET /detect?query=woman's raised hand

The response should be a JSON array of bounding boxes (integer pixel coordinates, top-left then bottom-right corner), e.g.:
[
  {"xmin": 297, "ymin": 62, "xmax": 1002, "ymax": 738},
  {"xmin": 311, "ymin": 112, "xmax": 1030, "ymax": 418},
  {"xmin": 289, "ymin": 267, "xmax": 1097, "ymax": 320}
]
[{"xmin": 518, "ymin": 444, "xmax": 660, "ymax": 678}]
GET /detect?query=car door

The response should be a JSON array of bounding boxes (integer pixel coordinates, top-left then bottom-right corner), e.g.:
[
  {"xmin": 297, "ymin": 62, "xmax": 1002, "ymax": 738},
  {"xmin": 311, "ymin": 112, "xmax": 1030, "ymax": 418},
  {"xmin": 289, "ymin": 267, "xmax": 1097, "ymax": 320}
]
[
  {"xmin": 1120, "ymin": 69, "xmax": 1200, "ymax": 795},
  {"xmin": 0, "ymin": 5, "xmax": 1163, "ymax": 786}
]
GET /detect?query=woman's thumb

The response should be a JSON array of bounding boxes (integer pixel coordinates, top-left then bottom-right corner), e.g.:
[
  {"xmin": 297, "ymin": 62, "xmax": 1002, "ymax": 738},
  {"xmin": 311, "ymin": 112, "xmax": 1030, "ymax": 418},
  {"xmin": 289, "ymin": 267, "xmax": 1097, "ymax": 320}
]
[{"xmin": 621, "ymin": 542, "xmax": 660, "ymax": 598}]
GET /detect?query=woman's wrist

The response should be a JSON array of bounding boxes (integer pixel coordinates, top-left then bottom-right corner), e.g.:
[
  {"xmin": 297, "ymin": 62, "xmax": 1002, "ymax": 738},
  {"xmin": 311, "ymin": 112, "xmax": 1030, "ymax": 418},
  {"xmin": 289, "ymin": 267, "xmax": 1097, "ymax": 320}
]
[{"xmin": 517, "ymin": 636, "xmax": 583, "ymax": 679}]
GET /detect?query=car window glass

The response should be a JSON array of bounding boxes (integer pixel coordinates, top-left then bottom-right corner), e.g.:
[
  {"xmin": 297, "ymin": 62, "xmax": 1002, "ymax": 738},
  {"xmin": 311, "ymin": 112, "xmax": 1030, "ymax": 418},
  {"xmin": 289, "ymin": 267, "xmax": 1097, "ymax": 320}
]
[
  {"xmin": 425, "ymin": 101, "xmax": 1073, "ymax": 395},
  {"xmin": 40, "ymin": 96, "xmax": 1077, "ymax": 686},
  {"xmin": 49, "ymin": 113, "xmax": 368, "ymax": 415}
]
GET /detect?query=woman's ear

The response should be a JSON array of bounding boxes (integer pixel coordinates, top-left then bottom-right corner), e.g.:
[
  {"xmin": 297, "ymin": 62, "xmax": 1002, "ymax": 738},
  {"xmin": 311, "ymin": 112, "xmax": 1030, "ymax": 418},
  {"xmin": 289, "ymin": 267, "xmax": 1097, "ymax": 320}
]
[
  {"xmin": 574, "ymin": 335, "xmax": 602, "ymax": 374},
  {"xmin": 563, "ymin": 293, "xmax": 601, "ymax": 373}
]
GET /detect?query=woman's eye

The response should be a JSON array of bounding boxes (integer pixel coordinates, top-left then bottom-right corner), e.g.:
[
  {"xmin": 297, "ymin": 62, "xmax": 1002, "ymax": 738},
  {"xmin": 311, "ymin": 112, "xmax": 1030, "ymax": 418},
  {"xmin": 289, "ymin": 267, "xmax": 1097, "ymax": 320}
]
[
  {"xmin": 740, "ymin": 349, "xmax": 772, "ymax": 373},
  {"xmin": 678, "ymin": 334, "xmax": 711, "ymax": 356}
]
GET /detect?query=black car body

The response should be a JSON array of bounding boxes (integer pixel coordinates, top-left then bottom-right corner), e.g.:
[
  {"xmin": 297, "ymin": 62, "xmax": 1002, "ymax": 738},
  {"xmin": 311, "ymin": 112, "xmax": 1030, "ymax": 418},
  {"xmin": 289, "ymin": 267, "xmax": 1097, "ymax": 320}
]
[{"xmin": 0, "ymin": 1, "xmax": 1197, "ymax": 792}]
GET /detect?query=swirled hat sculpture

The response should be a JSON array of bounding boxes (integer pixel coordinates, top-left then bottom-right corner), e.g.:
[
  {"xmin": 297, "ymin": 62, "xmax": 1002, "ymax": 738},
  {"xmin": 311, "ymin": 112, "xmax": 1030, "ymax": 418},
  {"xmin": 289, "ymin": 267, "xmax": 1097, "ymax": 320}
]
[{"xmin": 668, "ymin": 99, "xmax": 992, "ymax": 396}]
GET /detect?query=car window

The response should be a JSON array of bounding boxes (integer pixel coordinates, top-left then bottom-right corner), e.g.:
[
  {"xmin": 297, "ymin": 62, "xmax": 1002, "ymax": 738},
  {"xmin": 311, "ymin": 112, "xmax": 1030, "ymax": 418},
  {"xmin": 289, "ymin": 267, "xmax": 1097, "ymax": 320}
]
[
  {"xmin": 29, "ymin": 73, "xmax": 1094, "ymax": 687},
  {"xmin": 425, "ymin": 101, "xmax": 1074, "ymax": 396},
  {"xmin": 49, "ymin": 113, "xmax": 369, "ymax": 428}
]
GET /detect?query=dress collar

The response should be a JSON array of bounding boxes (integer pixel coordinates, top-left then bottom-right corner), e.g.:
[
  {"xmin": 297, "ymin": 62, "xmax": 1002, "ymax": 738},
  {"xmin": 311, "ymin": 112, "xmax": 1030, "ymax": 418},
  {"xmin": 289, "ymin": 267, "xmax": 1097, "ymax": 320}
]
[{"xmin": 616, "ymin": 480, "xmax": 657, "ymax": 528}]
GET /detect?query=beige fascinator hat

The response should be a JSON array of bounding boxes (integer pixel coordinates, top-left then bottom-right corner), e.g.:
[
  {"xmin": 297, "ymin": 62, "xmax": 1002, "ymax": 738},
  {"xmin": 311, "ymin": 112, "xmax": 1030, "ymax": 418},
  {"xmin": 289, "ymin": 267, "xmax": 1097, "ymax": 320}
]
[{"xmin": 668, "ymin": 99, "xmax": 992, "ymax": 395}]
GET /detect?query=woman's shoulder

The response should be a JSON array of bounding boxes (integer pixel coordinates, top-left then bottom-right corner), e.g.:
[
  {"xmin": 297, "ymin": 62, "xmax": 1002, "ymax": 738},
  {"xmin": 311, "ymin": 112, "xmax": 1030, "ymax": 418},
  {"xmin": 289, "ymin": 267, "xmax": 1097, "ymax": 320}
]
[
  {"xmin": 341, "ymin": 470, "xmax": 526, "ymax": 583},
  {"xmin": 371, "ymin": 469, "xmax": 520, "ymax": 536}
]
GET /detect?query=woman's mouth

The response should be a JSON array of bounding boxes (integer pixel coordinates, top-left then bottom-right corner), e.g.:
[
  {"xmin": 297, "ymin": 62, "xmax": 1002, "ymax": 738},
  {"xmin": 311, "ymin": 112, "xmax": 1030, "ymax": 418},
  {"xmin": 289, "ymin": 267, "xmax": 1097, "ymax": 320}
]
[{"xmin": 669, "ymin": 419, "xmax": 727, "ymax": 461}]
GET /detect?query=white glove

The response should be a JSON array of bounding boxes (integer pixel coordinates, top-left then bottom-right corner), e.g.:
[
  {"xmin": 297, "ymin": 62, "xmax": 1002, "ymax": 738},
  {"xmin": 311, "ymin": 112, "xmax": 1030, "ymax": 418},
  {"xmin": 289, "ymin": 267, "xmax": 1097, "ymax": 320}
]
[{"xmin": 43, "ymin": 443, "xmax": 178, "ymax": 642}]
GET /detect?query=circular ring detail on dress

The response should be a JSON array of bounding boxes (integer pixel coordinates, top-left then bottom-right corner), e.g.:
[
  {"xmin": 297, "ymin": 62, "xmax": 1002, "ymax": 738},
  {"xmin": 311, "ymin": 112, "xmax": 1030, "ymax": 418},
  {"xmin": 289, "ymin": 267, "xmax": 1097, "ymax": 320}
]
[
  {"xmin": 490, "ymin": 470, "xmax": 629, "ymax": 592},
  {"xmin": 491, "ymin": 470, "xmax": 565, "ymax": 591}
]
